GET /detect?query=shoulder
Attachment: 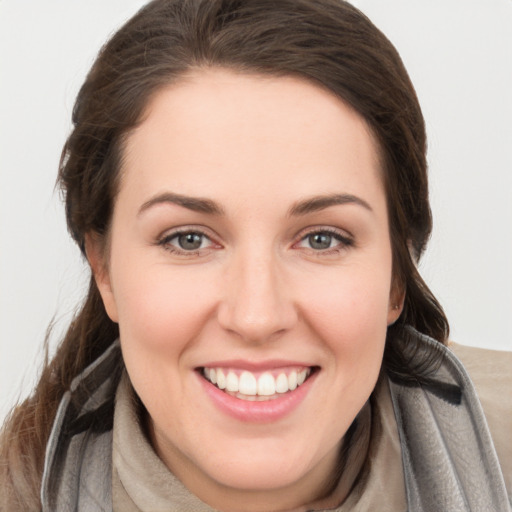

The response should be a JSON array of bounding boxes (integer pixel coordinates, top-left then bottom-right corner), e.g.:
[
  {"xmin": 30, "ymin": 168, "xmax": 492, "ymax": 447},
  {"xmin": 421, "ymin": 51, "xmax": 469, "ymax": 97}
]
[
  {"xmin": 449, "ymin": 342, "xmax": 512, "ymax": 409},
  {"xmin": 449, "ymin": 342, "xmax": 512, "ymax": 496}
]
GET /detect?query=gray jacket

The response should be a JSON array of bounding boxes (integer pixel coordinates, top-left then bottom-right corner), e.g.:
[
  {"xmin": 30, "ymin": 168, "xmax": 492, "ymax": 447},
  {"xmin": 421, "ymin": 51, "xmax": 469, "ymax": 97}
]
[{"xmin": 41, "ymin": 327, "xmax": 511, "ymax": 511}]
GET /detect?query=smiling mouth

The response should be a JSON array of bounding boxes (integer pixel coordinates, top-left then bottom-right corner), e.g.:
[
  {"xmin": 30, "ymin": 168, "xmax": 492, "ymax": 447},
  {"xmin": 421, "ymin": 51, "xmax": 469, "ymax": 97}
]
[{"xmin": 199, "ymin": 366, "xmax": 317, "ymax": 401}]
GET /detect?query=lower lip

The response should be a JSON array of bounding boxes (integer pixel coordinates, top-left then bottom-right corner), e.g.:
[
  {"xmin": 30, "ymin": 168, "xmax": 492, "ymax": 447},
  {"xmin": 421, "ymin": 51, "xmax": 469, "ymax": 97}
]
[{"xmin": 197, "ymin": 370, "xmax": 317, "ymax": 423}]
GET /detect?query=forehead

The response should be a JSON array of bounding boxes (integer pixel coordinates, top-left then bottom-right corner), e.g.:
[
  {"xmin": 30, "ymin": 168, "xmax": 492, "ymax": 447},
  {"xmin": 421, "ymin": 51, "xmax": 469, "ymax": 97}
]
[{"xmin": 119, "ymin": 68, "xmax": 385, "ymax": 214}]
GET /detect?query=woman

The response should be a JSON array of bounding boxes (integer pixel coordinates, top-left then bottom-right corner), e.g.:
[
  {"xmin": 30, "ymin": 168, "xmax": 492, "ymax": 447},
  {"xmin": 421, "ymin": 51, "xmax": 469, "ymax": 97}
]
[{"xmin": 1, "ymin": 0, "xmax": 511, "ymax": 510}]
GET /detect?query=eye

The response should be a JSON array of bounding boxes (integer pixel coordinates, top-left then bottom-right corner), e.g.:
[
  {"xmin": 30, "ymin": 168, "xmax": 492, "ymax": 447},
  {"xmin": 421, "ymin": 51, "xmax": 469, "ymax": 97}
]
[
  {"xmin": 158, "ymin": 229, "xmax": 216, "ymax": 254},
  {"xmin": 296, "ymin": 229, "xmax": 353, "ymax": 252},
  {"xmin": 175, "ymin": 232, "xmax": 207, "ymax": 251},
  {"xmin": 307, "ymin": 232, "xmax": 335, "ymax": 250}
]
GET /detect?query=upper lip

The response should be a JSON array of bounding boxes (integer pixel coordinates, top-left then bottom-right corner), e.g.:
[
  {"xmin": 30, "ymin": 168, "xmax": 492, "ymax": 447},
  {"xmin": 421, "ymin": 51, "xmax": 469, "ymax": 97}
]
[{"xmin": 198, "ymin": 359, "xmax": 315, "ymax": 372}]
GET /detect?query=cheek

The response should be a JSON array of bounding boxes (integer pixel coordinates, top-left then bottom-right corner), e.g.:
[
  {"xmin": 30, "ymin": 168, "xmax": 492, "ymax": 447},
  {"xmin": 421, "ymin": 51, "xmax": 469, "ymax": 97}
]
[
  {"xmin": 111, "ymin": 257, "xmax": 218, "ymax": 356},
  {"xmin": 298, "ymin": 261, "xmax": 391, "ymax": 361},
  {"xmin": 110, "ymin": 260, "xmax": 221, "ymax": 417}
]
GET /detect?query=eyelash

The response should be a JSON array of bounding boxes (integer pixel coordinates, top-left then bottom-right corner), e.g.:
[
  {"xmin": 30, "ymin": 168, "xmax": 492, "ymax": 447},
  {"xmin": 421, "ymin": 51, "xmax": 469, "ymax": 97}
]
[
  {"xmin": 157, "ymin": 228, "xmax": 218, "ymax": 256},
  {"xmin": 156, "ymin": 227, "xmax": 354, "ymax": 257},
  {"xmin": 294, "ymin": 227, "xmax": 354, "ymax": 255}
]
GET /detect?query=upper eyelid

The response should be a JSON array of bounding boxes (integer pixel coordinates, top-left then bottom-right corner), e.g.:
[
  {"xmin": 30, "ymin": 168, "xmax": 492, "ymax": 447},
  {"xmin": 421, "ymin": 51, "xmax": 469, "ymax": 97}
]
[
  {"xmin": 158, "ymin": 225, "xmax": 217, "ymax": 241},
  {"xmin": 295, "ymin": 225, "xmax": 353, "ymax": 241}
]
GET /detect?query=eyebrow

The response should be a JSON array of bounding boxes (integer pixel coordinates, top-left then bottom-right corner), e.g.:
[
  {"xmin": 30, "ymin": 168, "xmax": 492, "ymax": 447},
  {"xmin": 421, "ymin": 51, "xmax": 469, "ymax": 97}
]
[
  {"xmin": 138, "ymin": 191, "xmax": 371, "ymax": 217},
  {"xmin": 138, "ymin": 192, "xmax": 225, "ymax": 216},
  {"xmin": 288, "ymin": 193, "xmax": 373, "ymax": 216}
]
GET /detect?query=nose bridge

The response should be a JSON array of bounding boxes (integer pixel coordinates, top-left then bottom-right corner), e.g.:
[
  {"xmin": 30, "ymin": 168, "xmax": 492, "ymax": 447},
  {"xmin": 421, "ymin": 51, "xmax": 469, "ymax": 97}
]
[{"xmin": 218, "ymin": 243, "xmax": 296, "ymax": 342}]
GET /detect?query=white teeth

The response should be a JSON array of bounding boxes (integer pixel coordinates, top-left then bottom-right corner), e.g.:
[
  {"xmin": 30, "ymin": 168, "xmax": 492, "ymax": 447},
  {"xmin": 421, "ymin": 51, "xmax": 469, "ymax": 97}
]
[
  {"xmin": 288, "ymin": 371, "xmax": 298, "ymax": 391},
  {"xmin": 226, "ymin": 371, "xmax": 238, "ymax": 392},
  {"xmin": 216, "ymin": 369, "xmax": 226, "ymax": 390},
  {"xmin": 258, "ymin": 372, "xmax": 276, "ymax": 396},
  {"xmin": 239, "ymin": 371, "xmax": 257, "ymax": 395},
  {"xmin": 275, "ymin": 373, "xmax": 288, "ymax": 393},
  {"xmin": 203, "ymin": 367, "xmax": 312, "ymax": 397}
]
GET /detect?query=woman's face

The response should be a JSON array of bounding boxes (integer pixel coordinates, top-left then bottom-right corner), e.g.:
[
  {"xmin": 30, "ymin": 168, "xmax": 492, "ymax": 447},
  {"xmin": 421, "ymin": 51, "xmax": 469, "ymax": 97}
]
[{"xmin": 92, "ymin": 68, "xmax": 401, "ymax": 509}]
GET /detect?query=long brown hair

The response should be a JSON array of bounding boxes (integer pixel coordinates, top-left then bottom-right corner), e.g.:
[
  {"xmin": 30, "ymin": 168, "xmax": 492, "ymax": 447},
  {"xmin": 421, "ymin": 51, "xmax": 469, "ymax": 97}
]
[{"xmin": 0, "ymin": 0, "xmax": 448, "ymax": 508}]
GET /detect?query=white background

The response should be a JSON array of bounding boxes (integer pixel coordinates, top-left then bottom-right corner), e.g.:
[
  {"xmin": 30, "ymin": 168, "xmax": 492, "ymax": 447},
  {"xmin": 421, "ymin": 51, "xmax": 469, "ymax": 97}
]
[{"xmin": 1, "ymin": 0, "xmax": 511, "ymax": 422}]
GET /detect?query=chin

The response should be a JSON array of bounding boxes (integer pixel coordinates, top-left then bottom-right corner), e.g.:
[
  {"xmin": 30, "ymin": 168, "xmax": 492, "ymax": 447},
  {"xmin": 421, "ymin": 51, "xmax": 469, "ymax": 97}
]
[
  {"xmin": 198, "ymin": 438, "xmax": 325, "ymax": 492},
  {"xmin": 210, "ymin": 462, "xmax": 303, "ymax": 492}
]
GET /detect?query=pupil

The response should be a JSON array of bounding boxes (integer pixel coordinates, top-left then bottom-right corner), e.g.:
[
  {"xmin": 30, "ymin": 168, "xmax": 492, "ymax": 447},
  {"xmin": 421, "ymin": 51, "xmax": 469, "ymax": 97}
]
[
  {"xmin": 179, "ymin": 233, "xmax": 202, "ymax": 250},
  {"xmin": 309, "ymin": 233, "xmax": 331, "ymax": 250}
]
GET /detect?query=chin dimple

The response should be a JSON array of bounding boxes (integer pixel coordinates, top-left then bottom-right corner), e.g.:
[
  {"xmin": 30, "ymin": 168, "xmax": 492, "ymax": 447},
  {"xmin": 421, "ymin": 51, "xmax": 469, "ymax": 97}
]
[{"xmin": 202, "ymin": 367, "xmax": 312, "ymax": 398}]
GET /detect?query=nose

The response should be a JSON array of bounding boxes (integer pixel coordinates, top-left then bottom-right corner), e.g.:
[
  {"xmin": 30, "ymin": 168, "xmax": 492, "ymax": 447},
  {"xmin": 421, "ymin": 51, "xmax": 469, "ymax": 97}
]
[{"xmin": 217, "ymin": 251, "xmax": 298, "ymax": 343}]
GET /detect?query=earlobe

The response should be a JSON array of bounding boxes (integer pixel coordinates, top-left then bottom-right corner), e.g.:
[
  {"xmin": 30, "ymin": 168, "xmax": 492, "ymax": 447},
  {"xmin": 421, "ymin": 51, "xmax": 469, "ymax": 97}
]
[
  {"xmin": 387, "ymin": 283, "xmax": 405, "ymax": 326},
  {"xmin": 84, "ymin": 233, "xmax": 119, "ymax": 323},
  {"xmin": 387, "ymin": 302, "xmax": 403, "ymax": 326}
]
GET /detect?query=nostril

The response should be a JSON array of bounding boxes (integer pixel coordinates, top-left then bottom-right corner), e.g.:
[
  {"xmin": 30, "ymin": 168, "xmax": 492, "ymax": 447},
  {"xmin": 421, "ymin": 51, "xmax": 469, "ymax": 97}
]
[{"xmin": 216, "ymin": 297, "xmax": 298, "ymax": 344}]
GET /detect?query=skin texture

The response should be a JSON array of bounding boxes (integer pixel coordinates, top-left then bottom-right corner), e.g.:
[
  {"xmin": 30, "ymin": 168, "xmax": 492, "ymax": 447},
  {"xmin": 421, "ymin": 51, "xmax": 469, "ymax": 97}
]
[{"xmin": 88, "ymin": 68, "xmax": 403, "ymax": 511}]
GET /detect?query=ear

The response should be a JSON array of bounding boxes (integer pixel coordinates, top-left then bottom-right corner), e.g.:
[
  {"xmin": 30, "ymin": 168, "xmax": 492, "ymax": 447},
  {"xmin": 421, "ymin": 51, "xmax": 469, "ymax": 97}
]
[
  {"xmin": 84, "ymin": 232, "xmax": 119, "ymax": 323},
  {"xmin": 387, "ymin": 278, "xmax": 405, "ymax": 326}
]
